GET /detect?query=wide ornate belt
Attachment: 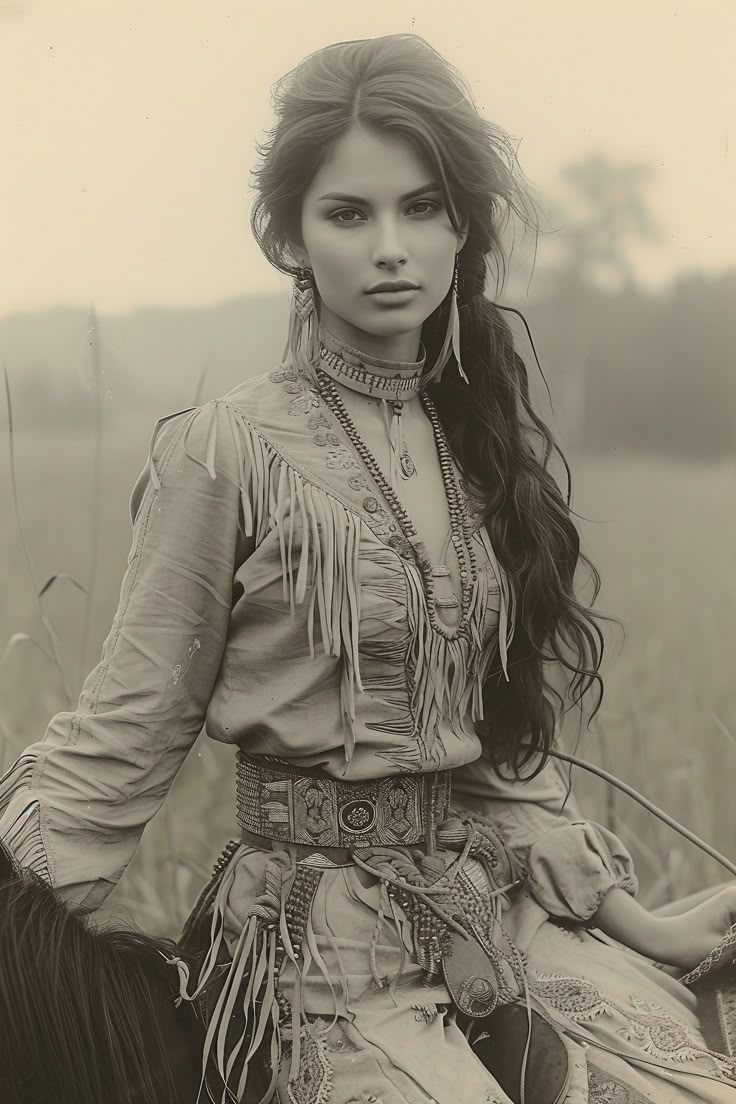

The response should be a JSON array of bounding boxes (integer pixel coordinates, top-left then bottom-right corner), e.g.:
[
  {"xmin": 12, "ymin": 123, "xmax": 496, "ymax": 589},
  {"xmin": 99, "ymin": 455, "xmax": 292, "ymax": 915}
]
[{"xmin": 235, "ymin": 750, "xmax": 451, "ymax": 849}]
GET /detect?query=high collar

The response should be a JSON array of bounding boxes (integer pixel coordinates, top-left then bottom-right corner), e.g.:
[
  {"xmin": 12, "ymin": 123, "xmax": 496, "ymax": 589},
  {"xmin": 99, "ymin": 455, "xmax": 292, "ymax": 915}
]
[{"xmin": 318, "ymin": 322, "xmax": 426, "ymax": 401}]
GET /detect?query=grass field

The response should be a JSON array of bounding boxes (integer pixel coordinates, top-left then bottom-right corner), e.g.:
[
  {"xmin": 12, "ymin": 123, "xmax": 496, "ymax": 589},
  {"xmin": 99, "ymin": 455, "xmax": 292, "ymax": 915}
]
[{"xmin": 1, "ymin": 417, "xmax": 734, "ymax": 936}]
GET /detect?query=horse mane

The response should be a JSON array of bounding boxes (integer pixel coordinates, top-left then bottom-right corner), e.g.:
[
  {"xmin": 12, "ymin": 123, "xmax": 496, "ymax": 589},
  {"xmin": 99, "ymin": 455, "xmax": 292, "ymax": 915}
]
[{"xmin": 0, "ymin": 842, "xmax": 203, "ymax": 1103}]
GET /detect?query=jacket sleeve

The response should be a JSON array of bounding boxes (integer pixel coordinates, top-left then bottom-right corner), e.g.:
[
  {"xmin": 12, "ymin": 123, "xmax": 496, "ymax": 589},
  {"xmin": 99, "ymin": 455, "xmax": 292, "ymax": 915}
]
[
  {"xmin": 451, "ymin": 748, "xmax": 638, "ymax": 922},
  {"xmin": 0, "ymin": 399, "xmax": 251, "ymax": 911}
]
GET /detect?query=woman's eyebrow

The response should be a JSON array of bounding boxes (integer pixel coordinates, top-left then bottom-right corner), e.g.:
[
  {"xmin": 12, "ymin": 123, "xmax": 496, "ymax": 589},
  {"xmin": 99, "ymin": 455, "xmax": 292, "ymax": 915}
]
[{"xmin": 316, "ymin": 183, "xmax": 441, "ymax": 203}]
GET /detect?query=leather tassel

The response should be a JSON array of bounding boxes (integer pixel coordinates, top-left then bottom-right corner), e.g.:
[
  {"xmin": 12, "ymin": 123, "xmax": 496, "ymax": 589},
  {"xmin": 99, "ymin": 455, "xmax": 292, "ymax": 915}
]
[
  {"xmin": 424, "ymin": 298, "xmax": 453, "ymax": 386},
  {"xmin": 422, "ymin": 255, "xmax": 469, "ymax": 386},
  {"xmin": 381, "ymin": 400, "xmax": 402, "ymax": 496},
  {"xmin": 281, "ymin": 268, "xmax": 321, "ymax": 388},
  {"xmin": 450, "ymin": 280, "xmax": 470, "ymax": 385}
]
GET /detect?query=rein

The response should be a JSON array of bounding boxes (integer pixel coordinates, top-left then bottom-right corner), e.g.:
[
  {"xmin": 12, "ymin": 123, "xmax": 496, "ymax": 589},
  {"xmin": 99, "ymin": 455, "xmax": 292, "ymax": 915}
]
[{"xmin": 546, "ymin": 748, "xmax": 736, "ymax": 879}]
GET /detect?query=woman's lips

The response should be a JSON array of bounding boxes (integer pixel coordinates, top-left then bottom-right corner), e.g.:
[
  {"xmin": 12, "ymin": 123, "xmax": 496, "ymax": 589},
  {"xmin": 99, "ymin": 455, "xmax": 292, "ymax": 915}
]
[{"xmin": 366, "ymin": 288, "xmax": 419, "ymax": 302}]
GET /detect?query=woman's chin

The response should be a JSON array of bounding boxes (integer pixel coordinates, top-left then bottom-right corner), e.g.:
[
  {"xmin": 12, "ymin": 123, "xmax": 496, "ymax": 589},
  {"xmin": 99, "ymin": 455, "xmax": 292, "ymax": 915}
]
[{"xmin": 348, "ymin": 304, "xmax": 431, "ymax": 337}]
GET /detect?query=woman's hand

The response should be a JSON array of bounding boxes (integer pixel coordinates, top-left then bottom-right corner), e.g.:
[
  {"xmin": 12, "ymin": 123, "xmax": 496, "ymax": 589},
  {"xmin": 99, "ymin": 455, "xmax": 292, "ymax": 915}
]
[{"xmin": 652, "ymin": 884, "xmax": 736, "ymax": 973}]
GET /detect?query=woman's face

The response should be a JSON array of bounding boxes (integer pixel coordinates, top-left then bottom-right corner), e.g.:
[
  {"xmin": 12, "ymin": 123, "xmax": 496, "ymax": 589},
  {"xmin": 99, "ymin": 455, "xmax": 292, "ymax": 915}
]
[{"xmin": 295, "ymin": 122, "xmax": 467, "ymax": 361}]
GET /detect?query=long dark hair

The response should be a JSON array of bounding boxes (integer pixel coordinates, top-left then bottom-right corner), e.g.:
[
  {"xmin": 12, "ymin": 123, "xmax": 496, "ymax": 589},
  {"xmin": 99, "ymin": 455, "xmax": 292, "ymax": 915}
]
[
  {"xmin": 250, "ymin": 33, "xmax": 613, "ymax": 774},
  {"xmin": 0, "ymin": 843, "xmax": 203, "ymax": 1104}
]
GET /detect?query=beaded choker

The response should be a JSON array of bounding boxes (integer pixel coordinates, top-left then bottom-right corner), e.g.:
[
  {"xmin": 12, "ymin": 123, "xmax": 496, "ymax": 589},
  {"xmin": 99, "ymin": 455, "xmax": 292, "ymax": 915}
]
[
  {"xmin": 317, "ymin": 324, "xmax": 427, "ymax": 487},
  {"xmin": 318, "ymin": 324, "xmax": 427, "ymax": 401}
]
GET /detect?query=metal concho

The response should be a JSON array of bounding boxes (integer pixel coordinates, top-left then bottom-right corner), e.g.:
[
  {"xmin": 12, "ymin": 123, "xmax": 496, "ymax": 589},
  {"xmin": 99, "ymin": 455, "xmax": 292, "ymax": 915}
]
[{"xmin": 338, "ymin": 799, "xmax": 377, "ymax": 835}]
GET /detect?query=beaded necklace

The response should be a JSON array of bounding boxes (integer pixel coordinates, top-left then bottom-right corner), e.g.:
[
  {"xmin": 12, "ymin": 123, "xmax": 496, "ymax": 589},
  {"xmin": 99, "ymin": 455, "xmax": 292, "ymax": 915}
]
[
  {"xmin": 313, "ymin": 356, "xmax": 479, "ymax": 642},
  {"xmin": 318, "ymin": 326, "xmax": 426, "ymax": 483}
]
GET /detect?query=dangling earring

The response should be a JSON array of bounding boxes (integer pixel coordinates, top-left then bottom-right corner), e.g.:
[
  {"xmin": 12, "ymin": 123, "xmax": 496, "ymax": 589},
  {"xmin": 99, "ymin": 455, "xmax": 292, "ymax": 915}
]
[
  {"xmin": 281, "ymin": 264, "xmax": 321, "ymax": 386},
  {"xmin": 422, "ymin": 254, "xmax": 469, "ymax": 387}
]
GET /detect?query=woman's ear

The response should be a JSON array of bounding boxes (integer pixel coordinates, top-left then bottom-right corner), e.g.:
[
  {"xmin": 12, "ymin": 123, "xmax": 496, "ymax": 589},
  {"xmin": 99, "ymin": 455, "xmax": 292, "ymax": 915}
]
[
  {"xmin": 287, "ymin": 239, "xmax": 310, "ymax": 270},
  {"xmin": 457, "ymin": 218, "xmax": 470, "ymax": 252}
]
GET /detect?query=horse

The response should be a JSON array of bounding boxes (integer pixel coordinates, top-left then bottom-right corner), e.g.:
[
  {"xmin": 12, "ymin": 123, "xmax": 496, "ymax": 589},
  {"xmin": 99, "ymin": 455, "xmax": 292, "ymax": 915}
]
[{"xmin": 0, "ymin": 840, "xmax": 208, "ymax": 1104}]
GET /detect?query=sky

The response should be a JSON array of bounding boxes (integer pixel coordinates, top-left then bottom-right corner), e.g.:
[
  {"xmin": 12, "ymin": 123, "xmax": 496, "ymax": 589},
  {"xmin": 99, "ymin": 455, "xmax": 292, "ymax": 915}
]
[{"xmin": 1, "ymin": 0, "xmax": 734, "ymax": 316}]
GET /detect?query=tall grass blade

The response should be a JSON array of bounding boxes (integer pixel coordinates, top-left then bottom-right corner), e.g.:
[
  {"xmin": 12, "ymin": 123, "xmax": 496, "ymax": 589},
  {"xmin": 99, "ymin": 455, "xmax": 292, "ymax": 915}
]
[
  {"xmin": 79, "ymin": 305, "xmax": 102, "ymax": 688},
  {"xmin": 3, "ymin": 362, "xmax": 74, "ymax": 704},
  {"xmin": 39, "ymin": 573, "xmax": 88, "ymax": 598},
  {"xmin": 192, "ymin": 361, "xmax": 209, "ymax": 407},
  {"xmin": 2, "ymin": 632, "xmax": 58, "ymax": 668}
]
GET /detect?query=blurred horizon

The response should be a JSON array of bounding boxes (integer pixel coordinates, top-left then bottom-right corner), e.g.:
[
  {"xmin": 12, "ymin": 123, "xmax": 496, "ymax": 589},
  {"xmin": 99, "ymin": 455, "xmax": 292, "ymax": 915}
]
[{"xmin": 1, "ymin": 0, "xmax": 735, "ymax": 321}]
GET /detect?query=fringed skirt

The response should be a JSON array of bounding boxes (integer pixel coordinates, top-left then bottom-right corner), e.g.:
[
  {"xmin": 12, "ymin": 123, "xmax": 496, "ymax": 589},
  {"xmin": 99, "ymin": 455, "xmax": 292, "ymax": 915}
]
[{"xmin": 174, "ymin": 818, "xmax": 736, "ymax": 1104}]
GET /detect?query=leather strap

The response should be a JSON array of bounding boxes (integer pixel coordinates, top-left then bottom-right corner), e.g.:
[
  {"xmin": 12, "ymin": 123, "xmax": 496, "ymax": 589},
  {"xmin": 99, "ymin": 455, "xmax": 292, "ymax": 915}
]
[{"xmin": 239, "ymin": 828, "xmax": 355, "ymax": 867}]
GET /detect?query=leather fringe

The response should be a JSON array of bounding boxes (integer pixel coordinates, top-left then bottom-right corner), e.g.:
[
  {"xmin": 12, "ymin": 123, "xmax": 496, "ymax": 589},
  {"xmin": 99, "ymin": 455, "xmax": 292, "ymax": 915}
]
[
  {"xmin": 176, "ymin": 400, "xmax": 509, "ymax": 764},
  {"xmin": 0, "ymin": 755, "xmax": 50, "ymax": 882}
]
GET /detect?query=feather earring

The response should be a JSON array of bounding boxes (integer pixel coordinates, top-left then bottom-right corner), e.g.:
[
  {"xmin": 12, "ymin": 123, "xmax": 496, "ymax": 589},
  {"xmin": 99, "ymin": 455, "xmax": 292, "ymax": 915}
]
[
  {"xmin": 422, "ymin": 255, "xmax": 469, "ymax": 387},
  {"xmin": 280, "ymin": 266, "xmax": 321, "ymax": 387}
]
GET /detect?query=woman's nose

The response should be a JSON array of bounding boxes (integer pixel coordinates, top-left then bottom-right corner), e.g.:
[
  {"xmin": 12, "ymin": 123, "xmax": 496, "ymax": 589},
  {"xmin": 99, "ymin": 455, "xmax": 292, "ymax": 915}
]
[{"xmin": 372, "ymin": 217, "xmax": 408, "ymax": 267}]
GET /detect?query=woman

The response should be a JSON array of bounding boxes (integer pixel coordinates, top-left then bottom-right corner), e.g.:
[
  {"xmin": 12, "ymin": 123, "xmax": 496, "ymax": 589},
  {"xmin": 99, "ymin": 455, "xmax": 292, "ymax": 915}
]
[{"xmin": 1, "ymin": 33, "xmax": 734, "ymax": 1104}]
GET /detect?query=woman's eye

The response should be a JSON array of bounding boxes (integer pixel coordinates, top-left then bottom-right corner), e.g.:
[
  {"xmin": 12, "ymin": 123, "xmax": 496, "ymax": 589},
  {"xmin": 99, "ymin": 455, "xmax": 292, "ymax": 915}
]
[
  {"xmin": 409, "ymin": 201, "xmax": 440, "ymax": 216},
  {"xmin": 328, "ymin": 200, "xmax": 441, "ymax": 225},
  {"xmin": 329, "ymin": 208, "xmax": 363, "ymax": 224}
]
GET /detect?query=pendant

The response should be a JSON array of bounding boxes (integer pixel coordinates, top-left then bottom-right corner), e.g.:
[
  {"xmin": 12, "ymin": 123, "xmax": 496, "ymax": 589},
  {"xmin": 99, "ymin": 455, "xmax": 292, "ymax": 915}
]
[{"xmin": 400, "ymin": 441, "xmax": 416, "ymax": 478}]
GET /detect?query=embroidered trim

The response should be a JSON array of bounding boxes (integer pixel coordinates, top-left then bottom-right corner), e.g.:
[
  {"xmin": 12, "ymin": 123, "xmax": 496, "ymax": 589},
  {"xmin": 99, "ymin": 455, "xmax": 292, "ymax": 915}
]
[
  {"xmin": 680, "ymin": 922, "xmax": 736, "ymax": 986},
  {"xmin": 271, "ymin": 368, "xmax": 323, "ymax": 420},
  {"xmin": 411, "ymin": 1003, "xmax": 440, "ymax": 1024},
  {"xmin": 305, "ymin": 1019, "xmax": 358, "ymax": 1055},
  {"xmin": 532, "ymin": 972, "xmax": 735, "ymax": 1076},
  {"xmin": 587, "ymin": 1064, "xmax": 649, "ymax": 1103},
  {"xmin": 286, "ymin": 1027, "xmax": 333, "ymax": 1104},
  {"xmin": 532, "ymin": 974, "xmax": 612, "ymax": 1023}
]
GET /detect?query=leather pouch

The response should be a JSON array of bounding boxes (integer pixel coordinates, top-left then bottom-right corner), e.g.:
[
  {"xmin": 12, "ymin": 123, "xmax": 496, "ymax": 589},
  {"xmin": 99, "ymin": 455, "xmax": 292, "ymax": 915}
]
[
  {"xmin": 470, "ymin": 1003, "xmax": 571, "ymax": 1104},
  {"xmin": 442, "ymin": 926, "xmax": 500, "ymax": 1017},
  {"xmin": 443, "ymin": 927, "xmax": 570, "ymax": 1104}
]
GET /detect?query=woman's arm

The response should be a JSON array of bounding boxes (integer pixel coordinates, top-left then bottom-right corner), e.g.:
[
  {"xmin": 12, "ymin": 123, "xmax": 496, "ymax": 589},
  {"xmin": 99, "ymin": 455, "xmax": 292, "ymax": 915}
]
[
  {"xmin": 452, "ymin": 748, "xmax": 638, "ymax": 923},
  {"xmin": 0, "ymin": 399, "xmax": 253, "ymax": 911},
  {"xmin": 454, "ymin": 749, "xmax": 736, "ymax": 970},
  {"xmin": 593, "ymin": 884, "xmax": 736, "ymax": 971}
]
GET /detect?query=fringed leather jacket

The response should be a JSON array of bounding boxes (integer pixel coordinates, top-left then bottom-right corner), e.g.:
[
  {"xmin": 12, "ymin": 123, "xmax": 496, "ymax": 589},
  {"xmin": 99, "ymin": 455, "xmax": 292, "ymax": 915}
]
[{"xmin": 0, "ymin": 366, "xmax": 637, "ymax": 914}]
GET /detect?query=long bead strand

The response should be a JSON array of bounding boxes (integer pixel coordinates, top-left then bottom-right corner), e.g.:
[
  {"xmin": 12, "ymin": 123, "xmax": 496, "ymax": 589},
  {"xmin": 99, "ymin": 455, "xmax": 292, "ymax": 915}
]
[{"xmin": 315, "ymin": 371, "xmax": 478, "ymax": 642}]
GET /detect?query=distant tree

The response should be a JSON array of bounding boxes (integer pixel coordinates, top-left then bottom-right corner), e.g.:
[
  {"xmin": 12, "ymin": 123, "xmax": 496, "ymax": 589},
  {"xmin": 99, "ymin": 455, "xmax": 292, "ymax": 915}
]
[
  {"xmin": 538, "ymin": 152, "xmax": 661, "ymax": 448},
  {"xmin": 551, "ymin": 153, "xmax": 661, "ymax": 290}
]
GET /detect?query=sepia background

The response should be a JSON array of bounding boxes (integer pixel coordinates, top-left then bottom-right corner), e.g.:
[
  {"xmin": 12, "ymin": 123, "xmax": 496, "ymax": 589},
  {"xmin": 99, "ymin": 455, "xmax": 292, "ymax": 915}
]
[{"xmin": 1, "ymin": 0, "xmax": 734, "ymax": 935}]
